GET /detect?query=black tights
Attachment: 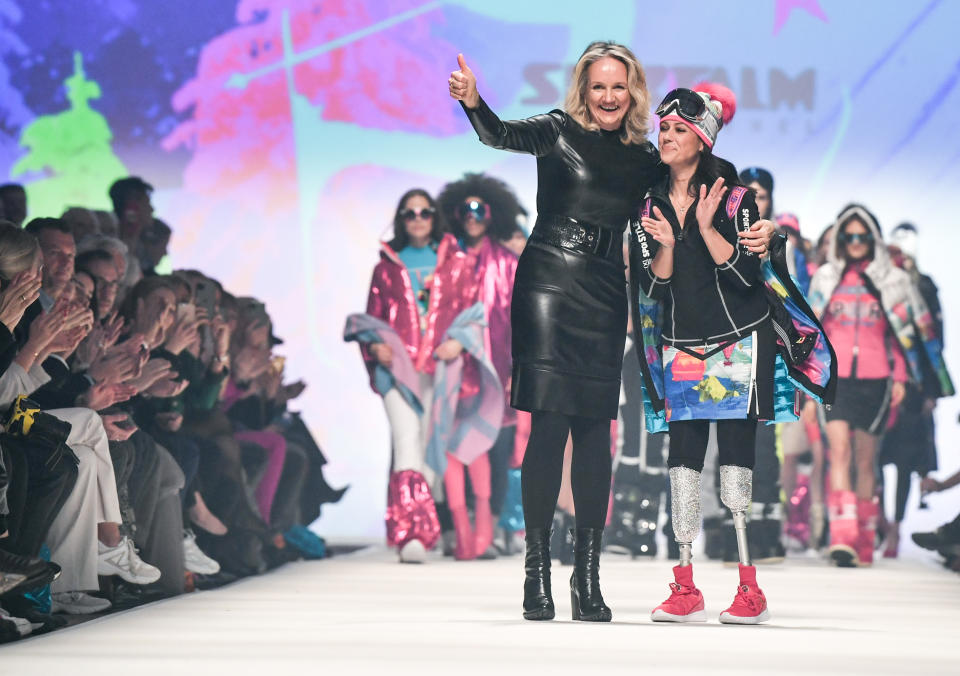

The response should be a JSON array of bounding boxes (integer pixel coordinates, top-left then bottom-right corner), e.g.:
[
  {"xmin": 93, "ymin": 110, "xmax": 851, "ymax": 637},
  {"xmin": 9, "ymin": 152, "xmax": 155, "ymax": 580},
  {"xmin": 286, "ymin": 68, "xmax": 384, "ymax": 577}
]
[{"xmin": 521, "ymin": 411, "xmax": 611, "ymax": 530}]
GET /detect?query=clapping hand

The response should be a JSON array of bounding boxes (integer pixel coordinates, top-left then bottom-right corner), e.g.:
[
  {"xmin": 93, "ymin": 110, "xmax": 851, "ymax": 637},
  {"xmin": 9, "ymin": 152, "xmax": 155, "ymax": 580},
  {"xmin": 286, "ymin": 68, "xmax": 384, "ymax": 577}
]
[
  {"xmin": 127, "ymin": 357, "xmax": 173, "ymax": 393},
  {"xmin": 641, "ymin": 206, "xmax": 675, "ymax": 249},
  {"xmin": 696, "ymin": 177, "xmax": 728, "ymax": 233},
  {"xmin": 448, "ymin": 53, "xmax": 479, "ymax": 109}
]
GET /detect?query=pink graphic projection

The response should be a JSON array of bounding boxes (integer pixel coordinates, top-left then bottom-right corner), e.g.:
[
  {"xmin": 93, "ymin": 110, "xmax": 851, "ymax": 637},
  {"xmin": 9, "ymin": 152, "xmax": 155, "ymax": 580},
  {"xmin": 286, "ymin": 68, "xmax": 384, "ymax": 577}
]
[
  {"xmin": 3, "ymin": 1, "xmax": 960, "ymax": 538},
  {"xmin": 773, "ymin": 0, "xmax": 829, "ymax": 35}
]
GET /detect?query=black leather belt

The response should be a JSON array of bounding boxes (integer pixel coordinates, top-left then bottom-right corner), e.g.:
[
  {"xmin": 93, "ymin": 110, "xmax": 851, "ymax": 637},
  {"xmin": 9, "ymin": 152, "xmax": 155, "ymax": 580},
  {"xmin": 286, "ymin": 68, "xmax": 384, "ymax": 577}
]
[{"xmin": 530, "ymin": 215, "xmax": 621, "ymax": 262}]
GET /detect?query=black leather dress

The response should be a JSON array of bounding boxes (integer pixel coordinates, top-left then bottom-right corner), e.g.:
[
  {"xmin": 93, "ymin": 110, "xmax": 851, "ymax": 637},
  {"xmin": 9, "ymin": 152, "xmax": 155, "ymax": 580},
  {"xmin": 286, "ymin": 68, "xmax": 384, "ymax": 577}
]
[{"xmin": 462, "ymin": 98, "xmax": 662, "ymax": 419}]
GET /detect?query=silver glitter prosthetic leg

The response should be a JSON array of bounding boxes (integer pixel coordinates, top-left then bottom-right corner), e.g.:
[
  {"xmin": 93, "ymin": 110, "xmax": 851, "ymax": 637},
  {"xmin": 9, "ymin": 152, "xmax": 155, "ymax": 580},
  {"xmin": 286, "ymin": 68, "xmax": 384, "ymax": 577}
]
[
  {"xmin": 720, "ymin": 465, "xmax": 753, "ymax": 566},
  {"xmin": 669, "ymin": 467, "xmax": 701, "ymax": 567}
]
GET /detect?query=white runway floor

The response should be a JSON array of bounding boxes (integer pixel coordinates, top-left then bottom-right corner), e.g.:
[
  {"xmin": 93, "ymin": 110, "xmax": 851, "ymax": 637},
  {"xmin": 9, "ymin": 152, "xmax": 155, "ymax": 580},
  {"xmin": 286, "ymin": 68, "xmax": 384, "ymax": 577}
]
[{"xmin": 2, "ymin": 546, "xmax": 958, "ymax": 676}]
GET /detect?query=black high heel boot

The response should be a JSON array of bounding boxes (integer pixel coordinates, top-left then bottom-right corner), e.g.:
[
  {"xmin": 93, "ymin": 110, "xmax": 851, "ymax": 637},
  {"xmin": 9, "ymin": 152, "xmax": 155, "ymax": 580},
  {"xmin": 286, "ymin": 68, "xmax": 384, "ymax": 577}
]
[
  {"xmin": 522, "ymin": 528, "xmax": 555, "ymax": 620},
  {"xmin": 570, "ymin": 528, "xmax": 612, "ymax": 622}
]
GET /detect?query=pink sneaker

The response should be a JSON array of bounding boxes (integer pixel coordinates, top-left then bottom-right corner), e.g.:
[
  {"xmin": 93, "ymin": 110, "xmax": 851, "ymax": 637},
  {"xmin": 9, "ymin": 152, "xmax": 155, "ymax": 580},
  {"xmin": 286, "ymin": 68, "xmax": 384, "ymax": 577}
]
[
  {"xmin": 719, "ymin": 564, "xmax": 770, "ymax": 624},
  {"xmin": 651, "ymin": 565, "xmax": 706, "ymax": 622}
]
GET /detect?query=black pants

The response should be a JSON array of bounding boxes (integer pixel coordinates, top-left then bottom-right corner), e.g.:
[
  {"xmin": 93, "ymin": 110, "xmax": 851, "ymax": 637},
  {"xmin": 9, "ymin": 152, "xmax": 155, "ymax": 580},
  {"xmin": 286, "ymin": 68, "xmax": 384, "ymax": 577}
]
[
  {"xmin": 0, "ymin": 438, "xmax": 78, "ymax": 557},
  {"xmin": 489, "ymin": 425, "xmax": 516, "ymax": 517},
  {"xmin": 752, "ymin": 424, "xmax": 781, "ymax": 505},
  {"xmin": 668, "ymin": 419, "xmax": 757, "ymax": 472},
  {"xmin": 521, "ymin": 411, "xmax": 611, "ymax": 530}
]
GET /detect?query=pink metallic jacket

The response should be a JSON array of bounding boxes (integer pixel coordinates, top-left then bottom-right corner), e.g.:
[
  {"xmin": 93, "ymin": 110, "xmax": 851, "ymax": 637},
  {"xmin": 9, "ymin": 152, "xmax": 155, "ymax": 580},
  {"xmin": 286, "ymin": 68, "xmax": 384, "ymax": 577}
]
[
  {"xmin": 464, "ymin": 237, "xmax": 519, "ymax": 423},
  {"xmin": 364, "ymin": 233, "xmax": 478, "ymax": 390}
]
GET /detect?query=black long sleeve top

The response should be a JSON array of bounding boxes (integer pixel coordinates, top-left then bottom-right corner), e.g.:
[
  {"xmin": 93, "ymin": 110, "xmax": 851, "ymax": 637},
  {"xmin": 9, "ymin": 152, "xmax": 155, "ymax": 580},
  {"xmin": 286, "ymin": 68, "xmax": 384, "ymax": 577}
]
[
  {"xmin": 638, "ymin": 180, "xmax": 768, "ymax": 345},
  {"xmin": 461, "ymin": 98, "xmax": 662, "ymax": 232}
]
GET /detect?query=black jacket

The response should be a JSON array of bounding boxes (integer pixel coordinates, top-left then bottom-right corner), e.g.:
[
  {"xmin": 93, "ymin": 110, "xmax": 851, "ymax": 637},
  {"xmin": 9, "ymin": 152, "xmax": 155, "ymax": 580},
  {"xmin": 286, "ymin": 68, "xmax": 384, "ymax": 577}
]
[{"xmin": 631, "ymin": 181, "xmax": 768, "ymax": 345}]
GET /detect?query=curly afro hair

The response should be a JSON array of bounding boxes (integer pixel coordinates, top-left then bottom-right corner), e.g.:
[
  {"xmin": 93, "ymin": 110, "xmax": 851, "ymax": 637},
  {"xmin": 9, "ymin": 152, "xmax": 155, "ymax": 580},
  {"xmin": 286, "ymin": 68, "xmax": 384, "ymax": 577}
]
[{"xmin": 436, "ymin": 172, "xmax": 526, "ymax": 243}]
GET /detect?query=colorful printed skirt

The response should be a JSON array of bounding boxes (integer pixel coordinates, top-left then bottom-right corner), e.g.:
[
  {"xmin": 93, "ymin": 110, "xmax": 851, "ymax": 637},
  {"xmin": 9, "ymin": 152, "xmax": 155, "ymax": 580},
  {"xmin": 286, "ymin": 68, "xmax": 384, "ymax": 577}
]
[{"xmin": 661, "ymin": 320, "xmax": 776, "ymax": 422}]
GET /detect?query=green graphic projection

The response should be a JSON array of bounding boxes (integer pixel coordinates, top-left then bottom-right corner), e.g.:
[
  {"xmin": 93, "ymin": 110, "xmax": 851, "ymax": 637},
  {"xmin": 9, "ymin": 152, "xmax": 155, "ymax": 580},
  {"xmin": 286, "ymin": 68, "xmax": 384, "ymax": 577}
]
[{"xmin": 12, "ymin": 52, "xmax": 127, "ymax": 218}]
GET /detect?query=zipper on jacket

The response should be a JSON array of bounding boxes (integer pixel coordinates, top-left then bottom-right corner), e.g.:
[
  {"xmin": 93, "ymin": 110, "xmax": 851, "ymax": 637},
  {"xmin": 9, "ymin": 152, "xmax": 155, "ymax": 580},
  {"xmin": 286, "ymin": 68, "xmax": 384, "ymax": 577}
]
[{"xmin": 851, "ymin": 290, "xmax": 861, "ymax": 378}]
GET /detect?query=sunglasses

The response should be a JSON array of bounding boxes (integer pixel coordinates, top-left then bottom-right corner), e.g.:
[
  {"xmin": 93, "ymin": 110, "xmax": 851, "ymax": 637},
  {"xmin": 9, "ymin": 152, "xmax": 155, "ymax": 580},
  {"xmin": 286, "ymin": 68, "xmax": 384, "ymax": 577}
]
[
  {"xmin": 655, "ymin": 88, "xmax": 708, "ymax": 123},
  {"xmin": 456, "ymin": 199, "xmax": 491, "ymax": 223},
  {"xmin": 401, "ymin": 207, "xmax": 435, "ymax": 221},
  {"xmin": 840, "ymin": 232, "xmax": 873, "ymax": 245}
]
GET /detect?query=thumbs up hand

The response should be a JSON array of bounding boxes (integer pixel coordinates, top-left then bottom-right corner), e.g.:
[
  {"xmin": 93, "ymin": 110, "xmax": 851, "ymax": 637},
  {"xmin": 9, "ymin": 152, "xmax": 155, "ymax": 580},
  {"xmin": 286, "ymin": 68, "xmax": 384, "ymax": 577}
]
[{"xmin": 449, "ymin": 53, "xmax": 479, "ymax": 109}]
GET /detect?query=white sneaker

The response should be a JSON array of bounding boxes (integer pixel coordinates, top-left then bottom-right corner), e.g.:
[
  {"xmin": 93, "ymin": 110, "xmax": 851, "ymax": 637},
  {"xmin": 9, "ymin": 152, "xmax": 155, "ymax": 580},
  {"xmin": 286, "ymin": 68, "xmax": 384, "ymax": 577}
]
[
  {"xmin": 183, "ymin": 531, "xmax": 220, "ymax": 575},
  {"xmin": 399, "ymin": 539, "xmax": 426, "ymax": 564},
  {"xmin": 51, "ymin": 591, "xmax": 112, "ymax": 615},
  {"xmin": 98, "ymin": 537, "xmax": 161, "ymax": 584}
]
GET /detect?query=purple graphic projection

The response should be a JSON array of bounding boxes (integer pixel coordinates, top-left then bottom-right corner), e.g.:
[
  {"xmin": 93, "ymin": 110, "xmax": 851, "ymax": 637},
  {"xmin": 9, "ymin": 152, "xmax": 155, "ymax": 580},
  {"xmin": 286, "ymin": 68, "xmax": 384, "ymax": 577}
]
[{"xmin": 2, "ymin": 0, "xmax": 959, "ymax": 541}]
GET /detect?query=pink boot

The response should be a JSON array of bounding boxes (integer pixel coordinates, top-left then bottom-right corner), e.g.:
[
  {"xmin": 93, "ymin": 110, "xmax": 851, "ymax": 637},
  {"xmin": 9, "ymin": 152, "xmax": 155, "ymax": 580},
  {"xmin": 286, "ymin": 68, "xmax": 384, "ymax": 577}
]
[
  {"xmin": 827, "ymin": 490, "xmax": 859, "ymax": 567},
  {"xmin": 451, "ymin": 506, "xmax": 476, "ymax": 561},
  {"xmin": 651, "ymin": 565, "xmax": 706, "ymax": 622},
  {"xmin": 719, "ymin": 564, "xmax": 770, "ymax": 624},
  {"xmin": 856, "ymin": 497, "xmax": 879, "ymax": 567}
]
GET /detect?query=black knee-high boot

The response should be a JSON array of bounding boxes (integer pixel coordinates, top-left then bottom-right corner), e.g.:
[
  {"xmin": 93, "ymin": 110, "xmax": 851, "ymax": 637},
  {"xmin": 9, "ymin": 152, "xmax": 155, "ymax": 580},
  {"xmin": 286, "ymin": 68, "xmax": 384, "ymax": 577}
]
[
  {"xmin": 570, "ymin": 528, "xmax": 612, "ymax": 622},
  {"xmin": 522, "ymin": 528, "xmax": 555, "ymax": 620}
]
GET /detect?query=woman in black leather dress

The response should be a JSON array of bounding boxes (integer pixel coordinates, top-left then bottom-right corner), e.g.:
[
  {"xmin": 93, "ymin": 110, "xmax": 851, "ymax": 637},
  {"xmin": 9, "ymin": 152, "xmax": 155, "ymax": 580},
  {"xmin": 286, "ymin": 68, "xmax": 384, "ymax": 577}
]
[
  {"xmin": 449, "ymin": 43, "xmax": 773, "ymax": 623},
  {"xmin": 451, "ymin": 42, "xmax": 658, "ymax": 623}
]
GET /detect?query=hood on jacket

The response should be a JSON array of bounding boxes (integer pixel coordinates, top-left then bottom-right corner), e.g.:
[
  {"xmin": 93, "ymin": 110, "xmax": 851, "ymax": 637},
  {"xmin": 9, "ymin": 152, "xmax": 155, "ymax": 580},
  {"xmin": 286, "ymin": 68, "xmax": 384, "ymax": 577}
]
[{"xmin": 826, "ymin": 203, "xmax": 892, "ymax": 279}]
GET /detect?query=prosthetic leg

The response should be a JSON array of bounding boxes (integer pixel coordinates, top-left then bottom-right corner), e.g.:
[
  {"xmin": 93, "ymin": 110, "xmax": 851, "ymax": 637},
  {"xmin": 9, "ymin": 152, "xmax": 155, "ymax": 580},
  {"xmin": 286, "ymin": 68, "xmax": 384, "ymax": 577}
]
[
  {"xmin": 718, "ymin": 465, "xmax": 770, "ymax": 624},
  {"xmin": 651, "ymin": 467, "xmax": 706, "ymax": 622}
]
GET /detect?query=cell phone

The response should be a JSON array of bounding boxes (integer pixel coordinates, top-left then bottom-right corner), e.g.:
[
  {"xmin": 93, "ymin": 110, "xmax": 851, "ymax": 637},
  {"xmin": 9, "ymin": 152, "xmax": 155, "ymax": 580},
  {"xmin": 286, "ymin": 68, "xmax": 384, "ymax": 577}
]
[
  {"xmin": 176, "ymin": 302, "xmax": 195, "ymax": 323},
  {"xmin": 271, "ymin": 355, "xmax": 286, "ymax": 374},
  {"xmin": 194, "ymin": 282, "xmax": 218, "ymax": 317}
]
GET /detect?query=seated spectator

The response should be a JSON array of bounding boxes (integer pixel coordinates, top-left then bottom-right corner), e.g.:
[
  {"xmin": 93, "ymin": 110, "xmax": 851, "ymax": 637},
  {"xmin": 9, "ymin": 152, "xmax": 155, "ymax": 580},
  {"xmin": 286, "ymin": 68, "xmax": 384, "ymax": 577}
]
[
  {"xmin": 76, "ymin": 249, "xmax": 121, "ymax": 321},
  {"xmin": 23, "ymin": 218, "xmax": 76, "ymax": 305},
  {"xmin": 0, "ymin": 222, "xmax": 159, "ymax": 624},
  {"xmin": 61, "ymin": 207, "xmax": 101, "ymax": 242}
]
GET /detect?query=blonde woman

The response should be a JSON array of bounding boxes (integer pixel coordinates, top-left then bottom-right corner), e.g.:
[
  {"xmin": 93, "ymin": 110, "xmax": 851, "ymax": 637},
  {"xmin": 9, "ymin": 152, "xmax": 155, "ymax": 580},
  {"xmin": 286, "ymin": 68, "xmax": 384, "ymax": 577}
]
[{"xmin": 451, "ymin": 41, "xmax": 660, "ymax": 623}]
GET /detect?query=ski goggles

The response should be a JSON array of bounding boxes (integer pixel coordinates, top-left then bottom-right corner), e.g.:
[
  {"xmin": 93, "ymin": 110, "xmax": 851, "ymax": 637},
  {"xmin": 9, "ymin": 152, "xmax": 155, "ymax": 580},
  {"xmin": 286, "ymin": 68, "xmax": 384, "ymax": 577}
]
[
  {"xmin": 655, "ymin": 88, "xmax": 710, "ymax": 123},
  {"xmin": 456, "ymin": 199, "xmax": 491, "ymax": 223},
  {"xmin": 400, "ymin": 207, "xmax": 435, "ymax": 221}
]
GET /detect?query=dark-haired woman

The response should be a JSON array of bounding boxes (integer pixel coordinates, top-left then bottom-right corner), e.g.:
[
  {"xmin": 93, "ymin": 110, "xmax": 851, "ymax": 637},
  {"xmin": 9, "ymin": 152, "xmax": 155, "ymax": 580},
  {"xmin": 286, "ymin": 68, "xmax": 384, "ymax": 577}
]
[
  {"xmin": 437, "ymin": 173, "xmax": 522, "ymax": 560},
  {"xmin": 630, "ymin": 84, "xmax": 835, "ymax": 624},
  {"xmin": 358, "ymin": 189, "xmax": 481, "ymax": 563},
  {"xmin": 808, "ymin": 205, "xmax": 953, "ymax": 568}
]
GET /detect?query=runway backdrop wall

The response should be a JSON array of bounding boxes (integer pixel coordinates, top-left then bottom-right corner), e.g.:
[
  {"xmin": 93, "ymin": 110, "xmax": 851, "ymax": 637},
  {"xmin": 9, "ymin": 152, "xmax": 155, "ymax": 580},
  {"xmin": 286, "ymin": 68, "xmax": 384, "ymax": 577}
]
[{"xmin": 2, "ymin": 0, "xmax": 959, "ymax": 538}]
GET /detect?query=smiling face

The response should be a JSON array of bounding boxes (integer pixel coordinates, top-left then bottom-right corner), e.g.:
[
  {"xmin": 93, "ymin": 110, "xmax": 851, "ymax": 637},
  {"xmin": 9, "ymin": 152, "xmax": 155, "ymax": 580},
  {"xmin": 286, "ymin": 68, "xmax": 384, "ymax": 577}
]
[
  {"xmin": 585, "ymin": 57, "xmax": 630, "ymax": 131},
  {"xmin": 37, "ymin": 228, "xmax": 76, "ymax": 294},
  {"xmin": 658, "ymin": 119, "xmax": 703, "ymax": 168}
]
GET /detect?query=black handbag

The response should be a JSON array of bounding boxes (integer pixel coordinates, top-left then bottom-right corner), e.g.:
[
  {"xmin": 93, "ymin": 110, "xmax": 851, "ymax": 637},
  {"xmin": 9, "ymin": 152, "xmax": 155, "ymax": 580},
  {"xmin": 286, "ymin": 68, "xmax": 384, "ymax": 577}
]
[{"xmin": 2, "ymin": 395, "xmax": 78, "ymax": 473}]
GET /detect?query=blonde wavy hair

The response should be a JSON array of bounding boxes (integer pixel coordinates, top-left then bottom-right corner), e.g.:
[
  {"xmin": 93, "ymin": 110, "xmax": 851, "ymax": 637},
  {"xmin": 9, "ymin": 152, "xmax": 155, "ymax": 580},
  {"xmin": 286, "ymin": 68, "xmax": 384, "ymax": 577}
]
[
  {"xmin": 564, "ymin": 41, "xmax": 651, "ymax": 145},
  {"xmin": 0, "ymin": 221, "xmax": 40, "ymax": 281}
]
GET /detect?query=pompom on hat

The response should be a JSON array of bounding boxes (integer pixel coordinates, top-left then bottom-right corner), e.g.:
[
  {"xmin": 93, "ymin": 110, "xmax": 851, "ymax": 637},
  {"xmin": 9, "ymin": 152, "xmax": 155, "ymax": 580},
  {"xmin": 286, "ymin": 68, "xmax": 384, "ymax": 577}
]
[{"xmin": 656, "ymin": 81, "xmax": 737, "ymax": 149}]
